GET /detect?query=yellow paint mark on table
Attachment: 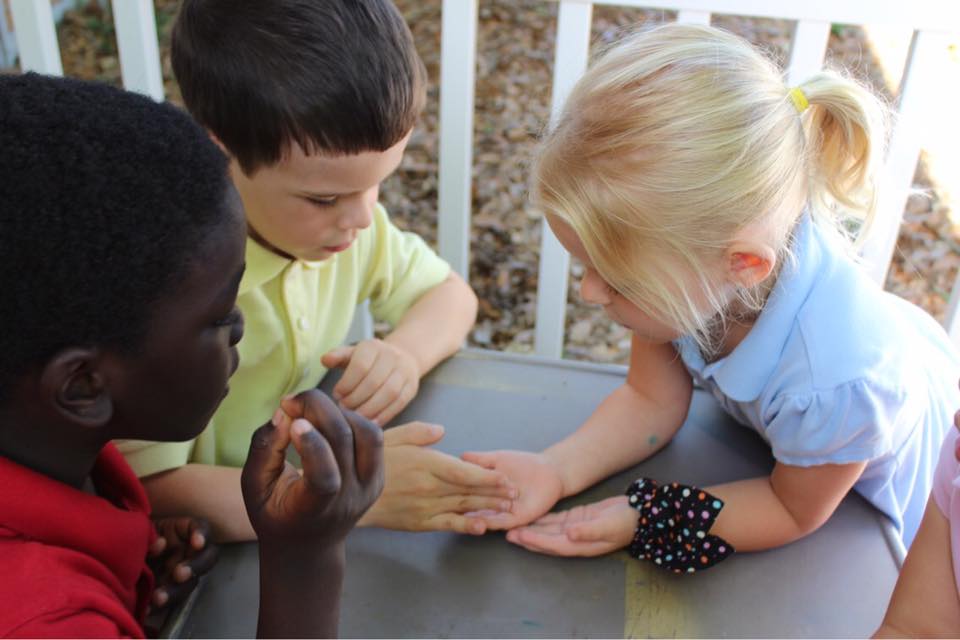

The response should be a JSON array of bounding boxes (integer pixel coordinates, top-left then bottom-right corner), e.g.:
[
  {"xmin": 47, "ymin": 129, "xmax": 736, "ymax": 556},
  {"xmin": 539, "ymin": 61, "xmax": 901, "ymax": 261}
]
[{"xmin": 623, "ymin": 553, "xmax": 701, "ymax": 638}]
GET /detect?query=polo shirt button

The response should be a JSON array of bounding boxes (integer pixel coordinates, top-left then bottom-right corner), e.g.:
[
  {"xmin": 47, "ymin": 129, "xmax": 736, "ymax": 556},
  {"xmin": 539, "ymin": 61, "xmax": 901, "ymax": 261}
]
[{"xmin": 297, "ymin": 317, "xmax": 309, "ymax": 331}]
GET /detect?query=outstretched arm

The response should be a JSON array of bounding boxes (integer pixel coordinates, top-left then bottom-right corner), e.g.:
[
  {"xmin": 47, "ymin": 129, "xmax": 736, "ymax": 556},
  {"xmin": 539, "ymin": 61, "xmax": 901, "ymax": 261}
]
[
  {"xmin": 464, "ymin": 336, "xmax": 694, "ymax": 530},
  {"xmin": 507, "ymin": 459, "xmax": 866, "ymax": 558}
]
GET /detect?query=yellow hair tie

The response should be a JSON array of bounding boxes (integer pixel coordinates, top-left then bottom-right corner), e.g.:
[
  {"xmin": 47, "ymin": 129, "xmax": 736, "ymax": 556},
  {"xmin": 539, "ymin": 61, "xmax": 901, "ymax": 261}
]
[{"xmin": 788, "ymin": 87, "xmax": 809, "ymax": 113}]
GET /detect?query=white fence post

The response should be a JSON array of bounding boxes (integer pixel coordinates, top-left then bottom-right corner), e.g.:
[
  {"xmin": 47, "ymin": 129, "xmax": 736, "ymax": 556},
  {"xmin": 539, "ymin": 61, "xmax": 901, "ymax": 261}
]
[
  {"xmin": 861, "ymin": 30, "xmax": 949, "ymax": 283},
  {"xmin": 533, "ymin": 0, "xmax": 593, "ymax": 359},
  {"xmin": 438, "ymin": 0, "xmax": 479, "ymax": 279},
  {"xmin": 111, "ymin": 0, "xmax": 164, "ymax": 101},
  {"xmin": 676, "ymin": 10, "xmax": 710, "ymax": 25},
  {"xmin": 9, "ymin": 0, "xmax": 62, "ymax": 75},
  {"xmin": 786, "ymin": 20, "xmax": 830, "ymax": 85}
]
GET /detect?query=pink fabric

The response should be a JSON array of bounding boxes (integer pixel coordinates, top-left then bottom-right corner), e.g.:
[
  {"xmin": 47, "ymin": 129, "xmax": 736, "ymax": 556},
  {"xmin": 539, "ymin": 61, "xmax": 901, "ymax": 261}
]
[{"xmin": 932, "ymin": 428, "xmax": 960, "ymax": 594}]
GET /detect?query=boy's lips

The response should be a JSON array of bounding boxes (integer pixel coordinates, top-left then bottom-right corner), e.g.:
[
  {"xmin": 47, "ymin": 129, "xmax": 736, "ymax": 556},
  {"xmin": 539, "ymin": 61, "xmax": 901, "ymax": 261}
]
[{"xmin": 324, "ymin": 240, "xmax": 353, "ymax": 253}]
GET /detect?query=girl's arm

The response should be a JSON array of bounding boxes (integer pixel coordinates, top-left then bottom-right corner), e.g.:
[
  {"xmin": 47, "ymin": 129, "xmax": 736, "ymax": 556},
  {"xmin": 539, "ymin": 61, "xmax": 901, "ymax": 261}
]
[
  {"xmin": 708, "ymin": 459, "xmax": 867, "ymax": 550},
  {"xmin": 464, "ymin": 335, "xmax": 693, "ymax": 529},
  {"xmin": 507, "ymin": 458, "xmax": 866, "ymax": 557},
  {"xmin": 874, "ymin": 498, "xmax": 960, "ymax": 637},
  {"xmin": 545, "ymin": 336, "xmax": 694, "ymax": 496}
]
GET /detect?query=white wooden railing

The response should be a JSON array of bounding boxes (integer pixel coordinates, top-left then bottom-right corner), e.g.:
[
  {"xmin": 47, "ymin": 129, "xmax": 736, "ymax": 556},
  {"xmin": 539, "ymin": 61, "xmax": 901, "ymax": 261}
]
[{"xmin": 10, "ymin": 0, "xmax": 960, "ymax": 359}]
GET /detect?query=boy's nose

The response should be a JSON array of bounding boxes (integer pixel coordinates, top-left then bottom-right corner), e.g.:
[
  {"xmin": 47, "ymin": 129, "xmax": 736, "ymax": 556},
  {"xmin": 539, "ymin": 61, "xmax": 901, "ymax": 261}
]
[
  {"xmin": 338, "ymin": 200, "xmax": 374, "ymax": 231},
  {"xmin": 579, "ymin": 269, "xmax": 613, "ymax": 306}
]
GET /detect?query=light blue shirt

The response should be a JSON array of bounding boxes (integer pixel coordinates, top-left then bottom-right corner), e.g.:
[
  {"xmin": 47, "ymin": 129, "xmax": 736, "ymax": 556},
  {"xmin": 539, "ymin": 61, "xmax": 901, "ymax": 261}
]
[{"xmin": 676, "ymin": 214, "xmax": 960, "ymax": 545}]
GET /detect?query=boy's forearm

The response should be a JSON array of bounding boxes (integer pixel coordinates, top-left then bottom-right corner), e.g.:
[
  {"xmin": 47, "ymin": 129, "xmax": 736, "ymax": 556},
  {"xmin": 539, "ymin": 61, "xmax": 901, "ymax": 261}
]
[
  {"xmin": 385, "ymin": 272, "xmax": 477, "ymax": 376},
  {"xmin": 544, "ymin": 381, "xmax": 689, "ymax": 497},
  {"xmin": 142, "ymin": 464, "xmax": 256, "ymax": 542},
  {"xmin": 256, "ymin": 541, "xmax": 345, "ymax": 639}
]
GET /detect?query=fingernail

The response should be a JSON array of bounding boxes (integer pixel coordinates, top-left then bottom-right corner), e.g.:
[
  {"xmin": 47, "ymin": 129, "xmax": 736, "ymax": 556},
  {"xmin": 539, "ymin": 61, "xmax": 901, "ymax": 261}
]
[
  {"xmin": 193, "ymin": 532, "xmax": 205, "ymax": 548},
  {"xmin": 292, "ymin": 419, "xmax": 311, "ymax": 436},
  {"xmin": 471, "ymin": 522, "xmax": 485, "ymax": 535},
  {"xmin": 176, "ymin": 564, "xmax": 193, "ymax": 582},
  {"xmin": 154, "ymin": 590, "xmax": 168, "ymax": 606},
  {"xmin": 271, "ymin": 408, "xmax": 284, "ymax": 427}
]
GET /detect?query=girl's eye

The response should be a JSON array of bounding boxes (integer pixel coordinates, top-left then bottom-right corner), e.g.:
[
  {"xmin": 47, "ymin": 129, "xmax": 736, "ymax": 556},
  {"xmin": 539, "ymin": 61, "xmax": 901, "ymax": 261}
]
[
  {"xmin": 213, "ymin": 308, "xmax": 242, "ymax": 328},
  {"xmin": 307, "ymin": 196, "xmax": 338, "ymax": 208},
  {"xmin": 605, "ymin": 282, "xmax": 620, "ymax": 297}
]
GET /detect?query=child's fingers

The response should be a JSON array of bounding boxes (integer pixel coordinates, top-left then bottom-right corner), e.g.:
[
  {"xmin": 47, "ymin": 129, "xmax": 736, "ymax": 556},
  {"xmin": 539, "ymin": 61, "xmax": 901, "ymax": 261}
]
[
  {"xmin": 439, "ymin": 456, "xmax": 516, "ymax": 494},
  {"xmin": 340, "ymin": 408, "xmax": 384, "ymax": 486},
  {"xmin": 332, "ymin": 342, "xmax": 378, "ymax": 400},
  {"xmin": 350, "ymin": 371, "xmax": 403, "ymax": 419},
  {"xmin": 460, "ymin": 451, "xmax": 500, "ymax": 471},
  {"xmin": 464, "ymin": 510, "xmax": 517, "ymax": 530},
  {"xmin": 174, "ymin": 543, "xmax": 219, "ymax": 582},
  {"xmin": 149, "ymin": 535, "xmax": 167, "ymax": 557},
  {"xmin": 426, "ymin": 513, "xmax": 488, "ymax": 536},
  {"xmin": 371, "ymin": 384, "xmax": 414, "ymax": 427},
  {"xmin": 383, "ymin": 421, "xmax": 445, "ymax": 447},
  {"xmin": 240, "ymin": 416, "xmax": 293, "ymax": 505},
  {"xmin": 320, "ymin": 345, "xmax": 354, "ymax": 370},
  {"xmin": 435, "ymin": 494, "xmax": 513, "ymax": 515},
  {"xmin": 291, "ymin": 419, "xmax": 342, "ymax": 496},
  {"xmin": 340, "ymin": 357, "xmax": 394, "ymax": 410}
]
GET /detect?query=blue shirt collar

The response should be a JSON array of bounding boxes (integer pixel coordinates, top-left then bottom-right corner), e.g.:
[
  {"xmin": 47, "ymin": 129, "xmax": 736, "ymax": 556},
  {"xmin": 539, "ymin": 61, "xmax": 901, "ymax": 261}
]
[{"xmin": 678, "ymin": 214, "xmax": 827, "ymax": 402}]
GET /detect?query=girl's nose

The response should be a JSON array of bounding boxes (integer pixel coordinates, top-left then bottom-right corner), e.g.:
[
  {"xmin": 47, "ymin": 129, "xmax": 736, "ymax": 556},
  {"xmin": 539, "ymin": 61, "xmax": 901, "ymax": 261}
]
[{"xmin": 579, "ymin": 269, "xmax": 613, "ymax": 306}]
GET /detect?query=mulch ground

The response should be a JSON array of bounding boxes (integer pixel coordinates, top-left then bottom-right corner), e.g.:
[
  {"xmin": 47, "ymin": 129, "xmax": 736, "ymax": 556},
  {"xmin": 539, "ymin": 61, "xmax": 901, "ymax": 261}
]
[{"xmin": 46, "ymin": 0, "xmax": 957, "ymax": 363}]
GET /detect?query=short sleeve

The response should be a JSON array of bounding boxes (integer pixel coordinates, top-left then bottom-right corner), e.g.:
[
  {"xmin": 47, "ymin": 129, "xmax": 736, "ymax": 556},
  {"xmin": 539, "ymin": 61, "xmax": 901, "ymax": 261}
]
[
  {"xmin": 358, "ymin": 205, "xmax": 451, "ymax": 326},
  {"xmin": 932, "ymin": 430, "xmax": 960, "ymax": 518},
  {"xmin": 765, "ymin": 378, "xmax": 907, "ymax": 467},
  {"xmin": 114, "ymin": 439, "xmax": 194, "ymax": 478}
]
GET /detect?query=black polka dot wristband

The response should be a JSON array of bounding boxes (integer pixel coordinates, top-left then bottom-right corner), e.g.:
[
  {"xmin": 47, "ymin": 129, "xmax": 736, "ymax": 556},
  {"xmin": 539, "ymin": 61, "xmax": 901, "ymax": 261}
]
[{"xmin": 625, "ymin": 478, "xmax": 734, "ymax": 574}]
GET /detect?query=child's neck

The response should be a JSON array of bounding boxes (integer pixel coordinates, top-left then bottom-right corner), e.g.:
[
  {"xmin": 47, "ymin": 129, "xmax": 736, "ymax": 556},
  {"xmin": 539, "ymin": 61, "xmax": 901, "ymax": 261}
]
[{"xmin": 0, "ymin": 418, "xmax": 104, "ymax": 489}]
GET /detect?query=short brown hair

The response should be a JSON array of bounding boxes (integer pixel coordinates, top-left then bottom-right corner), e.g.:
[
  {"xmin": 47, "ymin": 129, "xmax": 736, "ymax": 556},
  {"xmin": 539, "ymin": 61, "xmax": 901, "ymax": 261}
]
[{"xmin": 172, "ymin": 0, "xmax": 426, "ymax": 174}]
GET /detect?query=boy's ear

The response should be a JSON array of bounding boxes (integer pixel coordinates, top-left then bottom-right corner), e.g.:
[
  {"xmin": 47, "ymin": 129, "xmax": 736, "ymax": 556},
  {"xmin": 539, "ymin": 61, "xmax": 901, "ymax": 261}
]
[
  {"xmin": 725, "ymin": 242, "xmax": 777, "ymax": 289},
  {"xmin": 39, "ymin": 348, "xmax": 113, "ymax": 428}
]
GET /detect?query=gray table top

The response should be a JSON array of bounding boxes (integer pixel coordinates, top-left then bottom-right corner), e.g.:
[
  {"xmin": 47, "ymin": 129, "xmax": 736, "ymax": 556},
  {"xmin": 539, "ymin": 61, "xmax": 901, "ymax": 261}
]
[{"xmin": 177, "ymin": 350, "xmax": 902, "ymax": 638}]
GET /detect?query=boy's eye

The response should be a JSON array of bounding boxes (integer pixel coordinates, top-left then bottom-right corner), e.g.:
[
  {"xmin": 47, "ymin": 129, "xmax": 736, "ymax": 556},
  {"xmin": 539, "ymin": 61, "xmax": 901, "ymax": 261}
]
[
  {"xmin": 306, "ymin": 196, "xmax": 338, "ymax": 208},
  {"xmin": 213, "ymin": 308, "xmax": 242, "ymax": 328}
]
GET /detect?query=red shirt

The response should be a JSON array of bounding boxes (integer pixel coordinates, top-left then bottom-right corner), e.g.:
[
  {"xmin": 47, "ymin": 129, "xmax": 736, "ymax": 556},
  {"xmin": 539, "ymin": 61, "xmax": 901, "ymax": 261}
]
[{"xmin": 0, "ymin": 444, "xmax": 155, "ymax": 638}]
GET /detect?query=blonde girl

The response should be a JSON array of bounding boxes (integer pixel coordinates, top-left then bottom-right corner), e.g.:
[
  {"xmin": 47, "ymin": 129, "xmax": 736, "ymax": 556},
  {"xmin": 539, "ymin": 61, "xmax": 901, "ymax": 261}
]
[{"xmin": 463, "ymin": 23, "xmax": 960, "ymax": 571}]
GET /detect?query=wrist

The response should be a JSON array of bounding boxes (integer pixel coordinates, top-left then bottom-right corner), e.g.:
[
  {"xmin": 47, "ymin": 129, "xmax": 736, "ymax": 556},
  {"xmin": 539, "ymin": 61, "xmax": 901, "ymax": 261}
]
[
  {"xmin": 383, "ymin": 334, "xmax": 427, "ymax": 378},
  {"xmin": 540, "ymin": 449, "xmax": 573, "ymax": 498}
]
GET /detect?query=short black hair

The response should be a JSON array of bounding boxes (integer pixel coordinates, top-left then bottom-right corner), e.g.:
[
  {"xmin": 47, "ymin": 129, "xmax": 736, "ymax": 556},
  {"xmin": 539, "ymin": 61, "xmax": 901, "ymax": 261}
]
[
  {"xmin": 171, "ymin": 0, "xmax": 426, "ymax": 174},
  {"xmin": 0, "ymin": 73, "xmax": 230, "ymax": 400}
]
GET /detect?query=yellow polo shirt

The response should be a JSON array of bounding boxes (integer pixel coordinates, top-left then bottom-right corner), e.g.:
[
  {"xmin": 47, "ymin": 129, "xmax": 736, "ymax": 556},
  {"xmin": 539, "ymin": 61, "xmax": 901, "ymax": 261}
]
[{"xmin": 117, "ymin": 204, "xmax": 450, "ymax": 475}]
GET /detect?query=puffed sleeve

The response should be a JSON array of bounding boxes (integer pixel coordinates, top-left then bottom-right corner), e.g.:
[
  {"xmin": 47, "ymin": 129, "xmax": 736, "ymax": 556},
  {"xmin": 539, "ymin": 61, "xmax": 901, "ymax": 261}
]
[{"xmin": 764, "ymin": 378, "xmax": 911, "ymax": 467}]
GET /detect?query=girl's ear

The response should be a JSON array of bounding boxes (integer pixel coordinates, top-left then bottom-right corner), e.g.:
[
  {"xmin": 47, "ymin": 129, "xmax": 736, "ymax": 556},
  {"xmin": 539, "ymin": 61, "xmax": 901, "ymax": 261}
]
[
  {"xmin": 39, "ymin": 348, "xmax": 113, "ymax": 428},
  {"xmin": 725, "ymin": 242, "xmax": 777, "ymax": 289}
]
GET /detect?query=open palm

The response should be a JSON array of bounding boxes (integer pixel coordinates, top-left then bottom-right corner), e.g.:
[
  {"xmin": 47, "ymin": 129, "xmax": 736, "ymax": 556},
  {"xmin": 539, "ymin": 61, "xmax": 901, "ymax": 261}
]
[{"xmin": 505, "ymin": 495, "xmax": 637, "ymax": 557}]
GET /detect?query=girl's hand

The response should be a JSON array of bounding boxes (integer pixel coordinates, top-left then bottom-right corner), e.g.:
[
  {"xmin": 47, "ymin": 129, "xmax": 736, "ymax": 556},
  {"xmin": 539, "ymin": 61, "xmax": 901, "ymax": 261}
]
[
  {"xmin": 506, "ymin": 496, "xmax": 637, "ymax": 557},
  {"xmin": 148, "ymin": 517, "xmax": 219, "ymax": 610},
  {"xmin": 322, "ymin": 339, "xmax": 420, "ymax": 426},
  {"xmin": 460, "ymin": 450, "xmax": 564, "ymax": 529}
]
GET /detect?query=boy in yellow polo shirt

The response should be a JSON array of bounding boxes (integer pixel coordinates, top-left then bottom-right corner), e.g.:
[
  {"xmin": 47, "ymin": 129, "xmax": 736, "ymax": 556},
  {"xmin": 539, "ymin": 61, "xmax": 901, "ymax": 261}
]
[{"xmin": 117, "ymin": 0, "xmax": 516, "ymax": 541}]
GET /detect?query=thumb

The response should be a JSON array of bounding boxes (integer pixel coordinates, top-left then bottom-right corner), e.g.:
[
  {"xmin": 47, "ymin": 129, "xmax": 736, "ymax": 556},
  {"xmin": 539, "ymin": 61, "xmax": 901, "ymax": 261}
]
[
  {"xmin": 240, "ymin": 410, "xmax": 293, "ymax": 502},
  {"xmin": 321, "ymin": 345, "xmax": 354, "ymax": 369},
  {"xmin": 383, "ymin": 421, "xmax": 444, "ymax": 447}
]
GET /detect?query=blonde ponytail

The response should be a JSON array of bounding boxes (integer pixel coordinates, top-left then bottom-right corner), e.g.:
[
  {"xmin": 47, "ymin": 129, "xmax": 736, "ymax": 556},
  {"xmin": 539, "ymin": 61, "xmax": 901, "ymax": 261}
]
[{"xmin": 797, "ymin": 72, "xmax": 890, "ymax": 244}]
